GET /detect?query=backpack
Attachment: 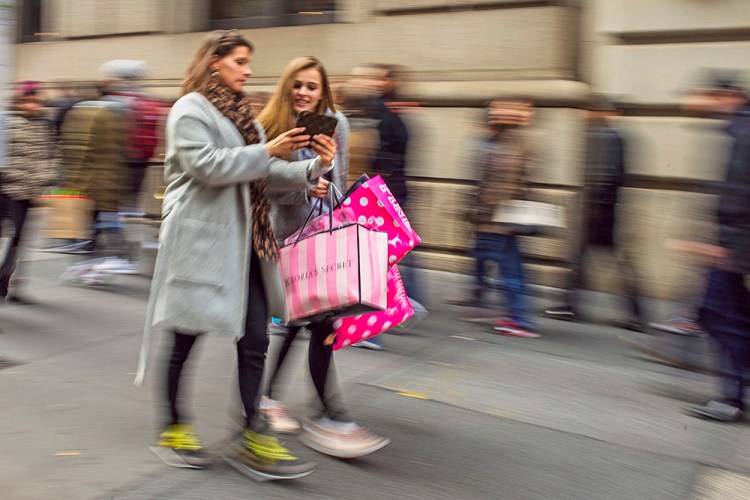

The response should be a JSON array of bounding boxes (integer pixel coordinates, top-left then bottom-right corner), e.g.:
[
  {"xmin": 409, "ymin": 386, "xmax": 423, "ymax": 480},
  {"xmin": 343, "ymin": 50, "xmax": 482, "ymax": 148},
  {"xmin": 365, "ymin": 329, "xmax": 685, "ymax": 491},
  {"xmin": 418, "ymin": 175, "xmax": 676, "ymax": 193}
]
[{"xmin": 126, "ymin": 96, "xmax": 162, "ymax": 162}]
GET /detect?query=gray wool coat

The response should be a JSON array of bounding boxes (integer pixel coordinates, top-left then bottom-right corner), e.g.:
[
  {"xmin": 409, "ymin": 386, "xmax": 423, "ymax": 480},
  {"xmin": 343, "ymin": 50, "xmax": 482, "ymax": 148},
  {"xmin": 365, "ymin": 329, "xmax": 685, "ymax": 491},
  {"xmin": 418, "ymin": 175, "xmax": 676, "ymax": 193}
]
[{"xmin": 135, "ymin": 92, "xmax": 331, "ymax": 384}]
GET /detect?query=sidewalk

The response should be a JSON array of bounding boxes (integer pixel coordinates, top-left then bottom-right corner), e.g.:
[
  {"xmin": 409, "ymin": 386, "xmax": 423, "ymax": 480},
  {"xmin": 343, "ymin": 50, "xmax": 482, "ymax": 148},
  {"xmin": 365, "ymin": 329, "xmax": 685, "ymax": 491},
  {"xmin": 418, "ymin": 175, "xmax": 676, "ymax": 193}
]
[{"xmin": 2, "ymin": 255, "xmax": 750, "ymax": 499}]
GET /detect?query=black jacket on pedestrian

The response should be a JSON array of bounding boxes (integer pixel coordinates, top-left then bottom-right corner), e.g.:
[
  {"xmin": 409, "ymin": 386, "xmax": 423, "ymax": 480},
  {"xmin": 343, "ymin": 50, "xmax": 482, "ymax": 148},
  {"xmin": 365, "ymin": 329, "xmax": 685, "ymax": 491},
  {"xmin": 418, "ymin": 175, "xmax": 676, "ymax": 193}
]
[
  {"xmin": 583, "ymin": 121, "xmax": 626, "ymax": 247},
  {"xmin": 372, "ymin": 98, "xmax": 409, "ymax": 207},
  {"xmin": 718, "ymin": 104, "xmax": 750, "ymax": 275}
]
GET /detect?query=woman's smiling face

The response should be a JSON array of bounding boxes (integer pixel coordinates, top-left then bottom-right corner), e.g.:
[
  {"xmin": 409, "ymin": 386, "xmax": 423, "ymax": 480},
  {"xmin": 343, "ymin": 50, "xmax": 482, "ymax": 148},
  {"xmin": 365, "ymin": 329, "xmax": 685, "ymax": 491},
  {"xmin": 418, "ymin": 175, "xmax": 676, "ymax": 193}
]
[{"xmin": 291, "ymin": 67, "xmax": 323, "ymax": 114}]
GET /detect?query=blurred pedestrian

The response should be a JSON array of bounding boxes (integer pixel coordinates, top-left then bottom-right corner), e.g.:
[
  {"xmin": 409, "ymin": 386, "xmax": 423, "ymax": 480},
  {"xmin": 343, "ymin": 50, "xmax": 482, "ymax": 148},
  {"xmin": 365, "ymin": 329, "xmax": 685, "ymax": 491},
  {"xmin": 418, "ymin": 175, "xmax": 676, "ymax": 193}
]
[
  {"xmin": 543, "ymin": 95, "xmax": 647, "ymax": 332},
  {"xmin": 335, "ymin": 79, "xmax": 379, "ymax": 185},
  {"xmin": 135, "ymin": 30, "xmax": 334, "ymax": 479},
  {"xmin": 469, "ymin": 99, "xmax": 539, "ymax": 338},
  {"xmin": 257, "ymin": 56, "xmax": 390, "ymax": 458},
  {"xmin": 0, "ymin": 81, "xmax": 59, "ymax": 303},
  {"xmin": 686, "ymin": 74, "xmax": 750, "ymax": 422},
  {"xmin": 355, "ymin": 63, "xmax": 425, "ymax": 348},
  {"xmin": 648, "ymin": 74, "xmax": 750, "ymax": 338},
  {"xmin": 48, "ymin": 80, "xmax": 81, "ymax": 139},
  {"xmin": 98, "ymin": 60, "xmax": 164, "ymax": 212},
  {"xmin": 58, "ymin": 77, "xmax": 130, "ymax": 258}
]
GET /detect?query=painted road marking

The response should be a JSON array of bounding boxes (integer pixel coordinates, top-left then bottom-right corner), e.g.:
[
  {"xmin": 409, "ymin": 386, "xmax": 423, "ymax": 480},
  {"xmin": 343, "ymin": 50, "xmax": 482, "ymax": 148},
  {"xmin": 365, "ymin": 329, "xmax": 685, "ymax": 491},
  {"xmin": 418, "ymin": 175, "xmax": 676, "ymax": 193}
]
[
  {"xmin": 54, "ymin": 451, "xmax": 82, "ymax": 457},
  {"xmin": 396, "ymin": 391, "xmax": 429, "ymax": 400}
]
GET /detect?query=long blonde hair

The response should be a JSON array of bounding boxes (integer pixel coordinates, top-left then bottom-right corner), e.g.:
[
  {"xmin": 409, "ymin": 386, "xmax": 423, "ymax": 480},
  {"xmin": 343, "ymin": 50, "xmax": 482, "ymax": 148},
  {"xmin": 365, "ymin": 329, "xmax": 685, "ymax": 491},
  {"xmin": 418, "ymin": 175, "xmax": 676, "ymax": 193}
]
[
  {"xmin": 257, "ymin": 56, "xmax": 336, "ymax": 141},
  {"xmin": 182, "ymin": 30, "xmax": 254, "ymax": 95}
]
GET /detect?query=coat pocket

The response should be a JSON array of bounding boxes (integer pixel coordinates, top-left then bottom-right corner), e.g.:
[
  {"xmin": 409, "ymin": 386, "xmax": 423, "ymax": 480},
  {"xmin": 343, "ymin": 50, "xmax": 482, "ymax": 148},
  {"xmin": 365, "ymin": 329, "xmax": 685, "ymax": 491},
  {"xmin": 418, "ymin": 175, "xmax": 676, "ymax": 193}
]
[{"xmin": 168, "ymin": 218, "xmax": 229, "ymax": 289}]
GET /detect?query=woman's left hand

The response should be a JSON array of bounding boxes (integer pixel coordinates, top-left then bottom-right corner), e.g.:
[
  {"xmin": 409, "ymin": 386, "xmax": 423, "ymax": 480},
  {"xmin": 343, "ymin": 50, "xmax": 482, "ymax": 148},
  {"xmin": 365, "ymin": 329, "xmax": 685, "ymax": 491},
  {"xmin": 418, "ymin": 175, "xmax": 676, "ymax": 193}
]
[
  {"xmin": 310, "ymin": 134, "xmax": 337, "ymax": 167},
  {"xmin": 309, "ymin": 178, "xmax": 330, "ymax": 199}
]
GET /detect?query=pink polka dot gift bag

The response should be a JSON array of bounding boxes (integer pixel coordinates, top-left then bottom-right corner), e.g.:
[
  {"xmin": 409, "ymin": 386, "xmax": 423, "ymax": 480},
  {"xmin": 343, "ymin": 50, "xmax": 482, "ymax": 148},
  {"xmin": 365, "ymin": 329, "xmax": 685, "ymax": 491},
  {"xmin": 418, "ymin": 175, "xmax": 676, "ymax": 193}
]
[
  {"xmin": 332, "ymin": 266, "xmax": 414, "ymax": 350},
  {"xmin": 338, "ymin": 175, "xmax": 420, "ymax": 266}
]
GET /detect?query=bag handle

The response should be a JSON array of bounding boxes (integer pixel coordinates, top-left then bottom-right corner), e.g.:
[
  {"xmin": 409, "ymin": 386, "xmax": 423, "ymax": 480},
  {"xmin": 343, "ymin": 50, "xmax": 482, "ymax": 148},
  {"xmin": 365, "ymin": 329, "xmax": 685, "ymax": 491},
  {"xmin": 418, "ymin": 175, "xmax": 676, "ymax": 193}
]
[
  {"xmin": 291, "ymin": 182, "xmax": 347, "ymax": 246},
  {"xmin": 333, "ymin": 173, "xmax": 369, "ymax": 211}
]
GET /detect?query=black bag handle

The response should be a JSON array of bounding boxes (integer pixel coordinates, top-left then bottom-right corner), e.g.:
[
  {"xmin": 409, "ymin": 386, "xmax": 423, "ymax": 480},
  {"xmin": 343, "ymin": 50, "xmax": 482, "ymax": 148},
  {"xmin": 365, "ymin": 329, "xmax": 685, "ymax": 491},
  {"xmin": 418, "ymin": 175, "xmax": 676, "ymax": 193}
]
[
  {"xmin": 333, "ymin": 173, "xmax": 369, "ymax": 211},
  {"xmin": 292, "ymin": 181, "xmax": 347, "ymax": 246}
]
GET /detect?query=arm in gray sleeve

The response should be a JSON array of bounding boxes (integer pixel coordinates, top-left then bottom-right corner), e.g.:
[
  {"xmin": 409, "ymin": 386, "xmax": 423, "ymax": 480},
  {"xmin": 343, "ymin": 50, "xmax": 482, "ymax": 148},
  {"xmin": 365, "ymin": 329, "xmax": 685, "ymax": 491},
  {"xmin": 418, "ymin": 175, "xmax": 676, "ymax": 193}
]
[{"xmin": 171, "ymin": 113, "xmax": 273, "ymax": 187}]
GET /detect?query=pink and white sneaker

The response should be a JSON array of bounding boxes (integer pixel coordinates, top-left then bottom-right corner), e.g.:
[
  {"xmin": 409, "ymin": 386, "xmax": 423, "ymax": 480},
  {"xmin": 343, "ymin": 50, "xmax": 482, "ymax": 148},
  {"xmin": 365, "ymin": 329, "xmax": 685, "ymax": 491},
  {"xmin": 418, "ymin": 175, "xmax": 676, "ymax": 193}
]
[
  {"xmin": 492, "ymin": 319, "xmax": 541, "ymax": 338},
  {"xmin": 259, "ymin": 396, "xmax": 301, "ymax": 435}
]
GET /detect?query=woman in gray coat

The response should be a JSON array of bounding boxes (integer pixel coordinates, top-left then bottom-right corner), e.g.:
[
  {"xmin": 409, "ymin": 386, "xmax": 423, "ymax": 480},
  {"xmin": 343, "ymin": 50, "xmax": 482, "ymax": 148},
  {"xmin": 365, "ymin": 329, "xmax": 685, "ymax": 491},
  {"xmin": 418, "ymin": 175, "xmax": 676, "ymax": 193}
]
[{"xmin": 135, "ymin": 31, "xmax": 335, "ymax": 480}]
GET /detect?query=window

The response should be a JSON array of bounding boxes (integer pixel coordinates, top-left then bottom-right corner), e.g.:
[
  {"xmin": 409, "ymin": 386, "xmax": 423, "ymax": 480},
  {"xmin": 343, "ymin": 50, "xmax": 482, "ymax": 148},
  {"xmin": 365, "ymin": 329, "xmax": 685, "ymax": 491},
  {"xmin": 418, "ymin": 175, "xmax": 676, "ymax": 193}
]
[
  {"xmin": 18, "ymin": 0, "xmax": 43, "ymax": 42},
  {"xmin": 210, "ymin": 0, "xmax": 336, "ymax": 29}
]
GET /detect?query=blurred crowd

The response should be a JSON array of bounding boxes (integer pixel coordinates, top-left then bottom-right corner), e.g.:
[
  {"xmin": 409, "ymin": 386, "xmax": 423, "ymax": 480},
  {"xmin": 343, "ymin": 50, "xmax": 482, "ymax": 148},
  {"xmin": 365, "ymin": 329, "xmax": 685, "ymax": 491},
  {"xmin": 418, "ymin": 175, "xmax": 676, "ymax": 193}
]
[{"xmin": 1, "ymin": 29, "xmax": 749, "ymax": 481}]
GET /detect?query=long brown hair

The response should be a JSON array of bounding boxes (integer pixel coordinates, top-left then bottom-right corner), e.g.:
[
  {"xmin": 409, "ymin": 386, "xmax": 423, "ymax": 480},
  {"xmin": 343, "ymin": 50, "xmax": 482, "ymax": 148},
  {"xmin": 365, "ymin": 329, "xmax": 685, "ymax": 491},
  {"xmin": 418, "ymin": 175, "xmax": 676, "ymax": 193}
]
[
  {"xmin": 257, "ymin": 56, "xmax": 336, "ymax": 141},
  {"xmin": 182, "ymin": 30, "xmax": 254, "ymax": 95}
]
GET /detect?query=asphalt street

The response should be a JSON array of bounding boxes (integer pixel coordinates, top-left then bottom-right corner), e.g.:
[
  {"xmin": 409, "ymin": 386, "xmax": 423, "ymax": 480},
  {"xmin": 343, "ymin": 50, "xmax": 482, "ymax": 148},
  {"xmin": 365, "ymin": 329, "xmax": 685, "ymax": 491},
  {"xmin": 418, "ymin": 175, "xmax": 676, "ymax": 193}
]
[{"xmin": 3, "ymin": 247, "xmax": 750, "ymax": 499}]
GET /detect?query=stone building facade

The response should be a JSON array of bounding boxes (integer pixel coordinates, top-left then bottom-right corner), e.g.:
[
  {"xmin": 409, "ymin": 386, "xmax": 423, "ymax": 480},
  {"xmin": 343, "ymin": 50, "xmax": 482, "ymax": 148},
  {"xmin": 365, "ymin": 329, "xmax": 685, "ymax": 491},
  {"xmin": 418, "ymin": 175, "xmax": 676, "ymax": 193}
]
[{"xmin": 12, "ymin": 0, "xmax": 750, "ymax": 301}]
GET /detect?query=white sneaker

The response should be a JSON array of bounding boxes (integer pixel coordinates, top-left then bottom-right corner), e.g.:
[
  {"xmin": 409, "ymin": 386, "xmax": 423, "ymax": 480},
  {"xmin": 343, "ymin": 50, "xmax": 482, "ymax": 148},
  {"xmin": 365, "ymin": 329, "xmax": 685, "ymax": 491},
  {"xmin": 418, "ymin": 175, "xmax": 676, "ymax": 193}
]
[
  {"xmin": 300, "ymin": 417, "xmax": 390, "ymax": 458},
  {"xmin": 259, "ymin": 397, "xmax": 300, "ymax": 434},
  {"xmin": 353, "ymin": 340, "xmax": 383, "ymax": 351}
]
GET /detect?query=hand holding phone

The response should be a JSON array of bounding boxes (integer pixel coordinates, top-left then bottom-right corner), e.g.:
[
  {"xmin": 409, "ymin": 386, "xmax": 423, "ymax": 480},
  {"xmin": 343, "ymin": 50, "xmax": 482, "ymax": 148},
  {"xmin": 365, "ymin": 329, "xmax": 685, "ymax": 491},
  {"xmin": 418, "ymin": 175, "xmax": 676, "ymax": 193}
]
[{"xmin": 295, "ymin": 110, "xmax": 338, "ymax": 138}]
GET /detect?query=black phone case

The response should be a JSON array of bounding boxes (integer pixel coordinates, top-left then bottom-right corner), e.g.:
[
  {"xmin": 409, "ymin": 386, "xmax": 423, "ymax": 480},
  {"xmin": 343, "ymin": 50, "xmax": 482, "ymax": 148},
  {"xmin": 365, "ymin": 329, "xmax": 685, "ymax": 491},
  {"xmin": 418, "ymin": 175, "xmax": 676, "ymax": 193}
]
[{"xmin": 295, "ymin": 111, "xmax": 338, "ymax": 137}]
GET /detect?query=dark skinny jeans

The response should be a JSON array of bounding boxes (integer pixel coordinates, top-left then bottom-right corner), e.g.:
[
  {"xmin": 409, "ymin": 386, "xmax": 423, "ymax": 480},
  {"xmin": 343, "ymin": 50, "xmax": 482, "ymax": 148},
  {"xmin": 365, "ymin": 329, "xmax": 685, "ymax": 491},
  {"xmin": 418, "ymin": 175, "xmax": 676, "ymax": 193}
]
[{"xmin": 165, "ymin": 250, "xmax": 269, "ymax": 429}]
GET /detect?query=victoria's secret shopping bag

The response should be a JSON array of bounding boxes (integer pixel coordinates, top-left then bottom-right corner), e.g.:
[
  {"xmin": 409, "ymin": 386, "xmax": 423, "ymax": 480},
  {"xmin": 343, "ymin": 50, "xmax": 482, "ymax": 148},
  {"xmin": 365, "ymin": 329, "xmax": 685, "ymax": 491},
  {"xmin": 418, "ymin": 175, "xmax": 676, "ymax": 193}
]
[
  {"xmin": 278, "ymin": 223, "xmax": 388, "ymax": 323},
  {"xmin": 332, "ymin": 265, "xmax": 414, "ymax": 350}
]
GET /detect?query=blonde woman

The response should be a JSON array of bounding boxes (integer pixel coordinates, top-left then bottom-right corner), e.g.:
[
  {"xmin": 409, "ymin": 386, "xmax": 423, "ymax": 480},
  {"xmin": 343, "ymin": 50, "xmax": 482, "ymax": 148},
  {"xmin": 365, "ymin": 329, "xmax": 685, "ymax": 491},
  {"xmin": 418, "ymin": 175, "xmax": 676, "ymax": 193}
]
[{"xmin": 257, "ymin": 56, "xmax": 390, "ymax": 458}]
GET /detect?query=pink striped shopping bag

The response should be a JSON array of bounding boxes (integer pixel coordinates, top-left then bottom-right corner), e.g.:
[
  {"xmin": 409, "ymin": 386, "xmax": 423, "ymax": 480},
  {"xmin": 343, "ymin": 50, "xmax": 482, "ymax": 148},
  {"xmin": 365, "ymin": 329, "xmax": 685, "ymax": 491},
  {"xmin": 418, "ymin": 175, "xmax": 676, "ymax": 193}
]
[{"xmin": 278, "ymin": 223, "xmax": 388, "ymax": 323}]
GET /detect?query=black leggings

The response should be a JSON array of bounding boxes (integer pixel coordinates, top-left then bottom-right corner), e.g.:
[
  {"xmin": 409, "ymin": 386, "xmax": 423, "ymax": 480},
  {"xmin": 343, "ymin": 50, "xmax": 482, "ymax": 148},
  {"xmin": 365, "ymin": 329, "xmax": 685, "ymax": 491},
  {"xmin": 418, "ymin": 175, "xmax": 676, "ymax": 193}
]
[
  {"xmin": 0, "ymin": 195, "xmax": 31, "ymax": 298},
  {"xmin": 266, "ymin": 319, "xmax": 350, "ymax": 422},
  {"xmin": 166, "ymin": 251, "xmax": 269, "ymax": 428}
]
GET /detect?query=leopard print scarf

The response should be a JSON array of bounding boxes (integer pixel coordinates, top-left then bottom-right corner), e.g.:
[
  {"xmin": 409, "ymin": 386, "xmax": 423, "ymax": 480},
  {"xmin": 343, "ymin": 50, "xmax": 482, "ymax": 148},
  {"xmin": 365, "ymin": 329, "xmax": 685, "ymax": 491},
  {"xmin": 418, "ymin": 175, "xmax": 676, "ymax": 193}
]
[{"xmin": 203, "ymin": 79, "xmax": 279, "ymax": 261}]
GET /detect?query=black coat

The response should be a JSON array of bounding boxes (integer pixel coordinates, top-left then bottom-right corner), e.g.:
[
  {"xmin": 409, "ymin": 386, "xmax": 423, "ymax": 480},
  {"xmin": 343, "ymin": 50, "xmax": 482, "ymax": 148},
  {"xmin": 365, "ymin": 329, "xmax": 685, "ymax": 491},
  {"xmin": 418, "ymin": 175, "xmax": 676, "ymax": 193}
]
[
  {"xmin": 583, "ymin": 123, "xmax": 626, "ymax": 247},
  {"xmin": 372, "ymin": 99, "xmax": 409, "ymax": 207},
  {"xmin": 718, "ymin": 105, "xmax": 750, "ymax": 274}
]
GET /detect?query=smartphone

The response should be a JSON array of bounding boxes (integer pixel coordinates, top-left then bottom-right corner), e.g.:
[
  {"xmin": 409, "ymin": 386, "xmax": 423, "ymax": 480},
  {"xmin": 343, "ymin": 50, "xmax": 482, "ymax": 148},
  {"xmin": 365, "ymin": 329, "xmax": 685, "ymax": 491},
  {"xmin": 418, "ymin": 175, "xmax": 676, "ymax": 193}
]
[{"xmin": 295, "ymin": 110, "xmax": 338, "ymax": 138}]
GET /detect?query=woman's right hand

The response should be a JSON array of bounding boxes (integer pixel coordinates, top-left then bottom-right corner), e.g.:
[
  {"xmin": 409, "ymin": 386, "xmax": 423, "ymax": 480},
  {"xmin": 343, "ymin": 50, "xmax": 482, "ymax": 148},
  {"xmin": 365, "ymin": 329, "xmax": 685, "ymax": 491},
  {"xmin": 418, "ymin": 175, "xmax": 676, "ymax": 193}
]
[
  {"xmin": 308, "ymin": 178, "xmax": 330, "ymax": 199},
  {"xmin": 265, "ymin": 127, "xmax": 311, "ymax": 158}
]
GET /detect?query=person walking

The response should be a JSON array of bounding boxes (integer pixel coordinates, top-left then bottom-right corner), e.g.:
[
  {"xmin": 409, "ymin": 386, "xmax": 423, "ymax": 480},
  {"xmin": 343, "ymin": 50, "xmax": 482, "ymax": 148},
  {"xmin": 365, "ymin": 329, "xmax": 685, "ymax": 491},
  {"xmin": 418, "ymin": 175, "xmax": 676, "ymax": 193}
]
[
  {"xmin": 0, "ymin": 81, "xmax": 59, "ymax": 303},
  {"xmin": 98, "ymin": 60, "xmax": 164, "ymax": 210},
  {"xmin": 59, "ymin": 77, "xmax": 130, "ymax": 253},
  {"xmin": 257, "ymin": 56, "xmax": 390, "ymax": 458},
  {"xmin": 470, "ymin": 99, "xmax": 539, "ymax": 338},
  {"xmin": 135, "ymin": 31, "xmax": 336, "ymax": 479},
  {"xmin": 352, "ymin": 63, "xmax": 425, "ymax": 349},
  {"xmin": 686, "ymin": 75, "xmax": 750, "ymax": 422},
  {"xmin": 543, "ymin": 96, "xmax": 647, "ymax": 332}
]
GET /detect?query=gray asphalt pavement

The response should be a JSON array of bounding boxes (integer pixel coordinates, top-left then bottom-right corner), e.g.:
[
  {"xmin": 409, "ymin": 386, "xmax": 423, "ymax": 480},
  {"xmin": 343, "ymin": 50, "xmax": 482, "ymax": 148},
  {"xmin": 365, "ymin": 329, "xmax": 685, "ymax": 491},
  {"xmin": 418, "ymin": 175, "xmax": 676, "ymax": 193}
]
[{"xmin": 3, "ymin": 248, "xmax": 750, "ymax": 499}]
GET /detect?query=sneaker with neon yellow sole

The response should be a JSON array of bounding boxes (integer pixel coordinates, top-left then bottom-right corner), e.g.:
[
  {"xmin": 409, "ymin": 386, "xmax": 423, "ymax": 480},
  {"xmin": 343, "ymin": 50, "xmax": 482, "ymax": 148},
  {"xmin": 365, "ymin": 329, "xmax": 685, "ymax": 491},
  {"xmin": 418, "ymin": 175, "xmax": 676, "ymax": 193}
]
[
  {"xmin": 150, "ymin": 423, "xmax": 211, "ymax": 469},
  {"xmin": 221, "ymin": 429, "xmax": 316, "ymax": 481}
]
